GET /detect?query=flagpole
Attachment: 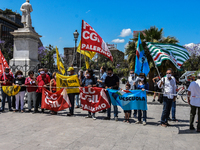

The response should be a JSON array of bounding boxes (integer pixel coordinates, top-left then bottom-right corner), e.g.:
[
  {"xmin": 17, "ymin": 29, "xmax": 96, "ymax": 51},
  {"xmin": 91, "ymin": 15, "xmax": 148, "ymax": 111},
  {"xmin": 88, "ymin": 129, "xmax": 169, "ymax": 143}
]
[{"xmin": 151, "ymin": 55, "xmax": 161, "ymax": 79}]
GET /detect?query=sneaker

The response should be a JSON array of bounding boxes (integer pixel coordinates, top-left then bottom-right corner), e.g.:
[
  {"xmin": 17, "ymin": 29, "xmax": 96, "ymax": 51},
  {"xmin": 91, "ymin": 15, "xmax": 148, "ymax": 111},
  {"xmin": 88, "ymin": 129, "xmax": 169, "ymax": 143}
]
[
  {"xmin": 143, "ymin": 121, "xmax": 147, "ymax": 125},
  {"xmin": 75, "ymin": 106, "xmax": 79, "ymax": 108},
  {"xmin": 92, "ymin": 116, "xmax": 96, "ymax": 120},
  {"xmin": 14, "ymin": 110, "xmax": 19, "ymax": 112},
  {"xmin": 165, "ymin": 123, "xmax": 171, "ymax": 126},
  {"xmin": 27, "ymin": 109, "xmax": 32, "ymax": 113},
  {"xmin": 115, "ymin": 117, "xmax": 118, "ymax": 121},
  {"xmin": 9, "ymin": 109, "xmax": 13, "ymax": 112},
  {"xmin": 104, "ymin": 117, "xmax": 110, "ymax": 120},
  {"xmin": 135, "ymin": 121, "xmax": 142, "ymax": 124},
  {"xmin": 152, "ymin": 99, "xmax": 155, "ymax": 102},
  {"xmin": 85, "ymin": 115, "xmax": 92, "ymax": 118}
]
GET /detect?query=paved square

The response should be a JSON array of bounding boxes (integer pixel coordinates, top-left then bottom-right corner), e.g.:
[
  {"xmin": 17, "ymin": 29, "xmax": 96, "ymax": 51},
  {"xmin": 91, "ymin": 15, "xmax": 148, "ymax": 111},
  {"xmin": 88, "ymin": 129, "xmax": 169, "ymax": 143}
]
[{"xmin": 0, "ymin": 96, "xmax": 199, "ymax": 150}]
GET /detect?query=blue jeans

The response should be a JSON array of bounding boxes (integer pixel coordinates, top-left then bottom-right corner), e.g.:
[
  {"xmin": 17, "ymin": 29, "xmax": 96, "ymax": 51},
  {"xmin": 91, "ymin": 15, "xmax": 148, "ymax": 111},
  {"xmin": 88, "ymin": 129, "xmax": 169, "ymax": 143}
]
[
  {"xmin": 161, "ymin": 97, "xmax": 173, "ymax": 124},
  {"xmin": 169, "ymin": 100, "xmax": 176, "ymax": 120},
  {"xmin": 106, "ymin": 91, "xmax": 118, "ymax": 118},
  {"xmin": 107, "ymin": 105, "xmax": 118, "ymax": 118},
  {"xmin": 138, "ymin": 110, "xmax": 147, "ymax": 122},
  {"xmin": 1, "ymin": 88, "xmax": 12, "ymax": 111},
  {"xmin": 75, "ymin": 94, "xmax": 80, "ymax": 107}
]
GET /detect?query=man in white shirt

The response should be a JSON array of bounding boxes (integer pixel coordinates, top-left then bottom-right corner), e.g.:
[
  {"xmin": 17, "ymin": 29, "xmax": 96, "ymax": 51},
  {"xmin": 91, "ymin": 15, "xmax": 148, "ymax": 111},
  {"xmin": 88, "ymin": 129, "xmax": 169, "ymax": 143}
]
[
  {"xmin": 127, "ymin": 70, "xmax": 139, "ymax": 118},
  {"xmin": 188, "ymin": 73, "xmax": 200, "ymax": 132},
  {"xmin": 158, "ymin": 68, "xmax": 176, "ymax": 127}
]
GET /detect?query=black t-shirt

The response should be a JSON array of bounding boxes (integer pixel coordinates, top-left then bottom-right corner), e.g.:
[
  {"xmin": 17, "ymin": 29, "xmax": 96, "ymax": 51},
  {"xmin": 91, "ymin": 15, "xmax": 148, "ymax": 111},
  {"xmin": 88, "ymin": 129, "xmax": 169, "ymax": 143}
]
[
  {"xmin": 13, "ymin": 77, "xmax": 26, "ymax": 91},
  {"xmin": 105, "ymin": 74, "xmax": 119, "ymax": 89}
]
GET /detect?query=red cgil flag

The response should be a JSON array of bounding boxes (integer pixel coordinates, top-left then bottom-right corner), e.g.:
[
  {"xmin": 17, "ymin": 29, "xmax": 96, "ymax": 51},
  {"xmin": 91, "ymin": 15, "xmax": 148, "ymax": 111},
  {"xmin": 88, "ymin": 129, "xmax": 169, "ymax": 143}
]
[
  {"xmin": 81, "ymin": 20, "xmax": 113, "ymax": 61},
  {"xmin": 0, "ymin": 50, "xmax": 12, "ymax": 76},
  {"xmin": 79, "ymin": 87, "xmax": 111, "ymax": 113},
  {"xmin": 41, "ymin": 88, "xmax": 71, "ymax": 112}
]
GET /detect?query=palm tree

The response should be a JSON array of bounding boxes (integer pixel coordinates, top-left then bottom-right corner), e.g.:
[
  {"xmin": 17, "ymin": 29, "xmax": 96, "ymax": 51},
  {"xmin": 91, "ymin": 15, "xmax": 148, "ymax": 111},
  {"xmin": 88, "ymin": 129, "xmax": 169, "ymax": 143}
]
[{"xmin": 125, "ymin": 26, "xmax": 179, "ymax": 90}]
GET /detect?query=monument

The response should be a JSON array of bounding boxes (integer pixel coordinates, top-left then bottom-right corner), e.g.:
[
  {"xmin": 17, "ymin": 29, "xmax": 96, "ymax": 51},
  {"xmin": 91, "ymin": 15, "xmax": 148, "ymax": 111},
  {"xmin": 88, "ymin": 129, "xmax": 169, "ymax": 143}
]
[{"xmin": 9, "ymin": 0, "xmax": 41, "ymax": 73}]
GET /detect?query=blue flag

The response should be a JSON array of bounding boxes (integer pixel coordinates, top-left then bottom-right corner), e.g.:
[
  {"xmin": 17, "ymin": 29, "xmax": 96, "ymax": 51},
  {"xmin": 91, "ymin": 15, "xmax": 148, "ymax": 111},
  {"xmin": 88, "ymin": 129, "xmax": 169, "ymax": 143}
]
[
  {"xmin": 135, "ymin": 33, "xmax": 150, "ymax": 76},
  {"xmin": 107, "ymin": 89, "xmax": 147, "ymax": 111}
]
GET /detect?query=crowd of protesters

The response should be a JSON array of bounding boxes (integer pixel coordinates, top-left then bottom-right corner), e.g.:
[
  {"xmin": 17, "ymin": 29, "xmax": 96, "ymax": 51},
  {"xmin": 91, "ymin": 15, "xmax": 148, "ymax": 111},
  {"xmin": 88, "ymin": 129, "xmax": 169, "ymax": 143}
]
[{"xmin": 0, "ymin": 66, "xmax": 199, "ymax": 132}]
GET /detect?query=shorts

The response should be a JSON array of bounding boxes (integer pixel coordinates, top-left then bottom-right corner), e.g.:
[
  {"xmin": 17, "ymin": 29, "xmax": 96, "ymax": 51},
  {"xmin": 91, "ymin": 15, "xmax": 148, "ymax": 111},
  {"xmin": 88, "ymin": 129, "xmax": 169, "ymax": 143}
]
[
  {"xmin": 124, "ymin": 110, "xmax": 131, "ymax": 113},
  {"xmin": 154, "ymin": 86, "xmax": 161, "ymax": 92}
]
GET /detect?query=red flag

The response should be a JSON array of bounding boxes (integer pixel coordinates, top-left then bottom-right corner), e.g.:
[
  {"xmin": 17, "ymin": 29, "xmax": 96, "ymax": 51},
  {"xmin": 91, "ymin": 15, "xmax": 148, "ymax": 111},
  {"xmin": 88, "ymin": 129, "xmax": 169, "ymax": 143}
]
[
  {"xmin": 0, "ymin": 50, "xmax": 12, "ymax": 75},
  {"xmin": 41, "ymin": 88, "xmax": 71, "ymax": 112},
  {"xmin": 81, "ymin": 20, "xmax": 113, "ymax": 61},
  {"xmin": 80, "ymin": 87, "xmax": 110, "ymax": 113}
]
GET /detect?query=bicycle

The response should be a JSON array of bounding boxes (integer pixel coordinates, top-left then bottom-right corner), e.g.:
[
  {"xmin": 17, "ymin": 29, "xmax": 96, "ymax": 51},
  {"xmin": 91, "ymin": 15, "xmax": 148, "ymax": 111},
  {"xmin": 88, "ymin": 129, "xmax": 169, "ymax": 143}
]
[{"xmin": 176, "ymin": 82, "xmax": 190, "ymax": 103}]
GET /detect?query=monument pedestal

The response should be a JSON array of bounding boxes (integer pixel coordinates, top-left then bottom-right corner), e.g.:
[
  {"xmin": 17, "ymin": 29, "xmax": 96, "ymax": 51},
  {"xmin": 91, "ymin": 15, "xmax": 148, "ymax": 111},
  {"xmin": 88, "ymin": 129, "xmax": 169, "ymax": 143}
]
[{"xmin": 10, "ymin": 27, "xmax": 41, "ymax": 74}]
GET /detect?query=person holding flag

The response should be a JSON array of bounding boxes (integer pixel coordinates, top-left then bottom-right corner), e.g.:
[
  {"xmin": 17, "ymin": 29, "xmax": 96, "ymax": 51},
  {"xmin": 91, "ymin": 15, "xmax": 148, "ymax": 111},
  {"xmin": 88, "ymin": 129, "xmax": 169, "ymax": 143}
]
[
  {"xmin": 135, "ymin": 33, "xmax": 150, "ymax": 76},
  {"xmin": 0, "ymin": 67, "xmax": 14, "ymax": 112}
]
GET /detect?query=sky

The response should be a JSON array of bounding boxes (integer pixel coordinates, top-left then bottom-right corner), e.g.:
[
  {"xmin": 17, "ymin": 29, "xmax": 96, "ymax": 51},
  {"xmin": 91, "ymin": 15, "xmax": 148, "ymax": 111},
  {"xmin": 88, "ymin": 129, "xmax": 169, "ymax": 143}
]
[{"xmin": 1, "ymin": 0, "xmax": 200, "ymax": 55}]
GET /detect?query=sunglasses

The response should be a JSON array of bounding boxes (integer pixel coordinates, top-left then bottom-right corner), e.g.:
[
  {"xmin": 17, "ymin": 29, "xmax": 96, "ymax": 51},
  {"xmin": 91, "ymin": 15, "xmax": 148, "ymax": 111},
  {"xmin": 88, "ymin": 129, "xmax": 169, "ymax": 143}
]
[
  {"xmin": 107, "ymin": 73, "xmax": 112, "ymax": 75},
  {"xmin": 166, "ymin": 73, "xmax": 171, "ymax": 74}
]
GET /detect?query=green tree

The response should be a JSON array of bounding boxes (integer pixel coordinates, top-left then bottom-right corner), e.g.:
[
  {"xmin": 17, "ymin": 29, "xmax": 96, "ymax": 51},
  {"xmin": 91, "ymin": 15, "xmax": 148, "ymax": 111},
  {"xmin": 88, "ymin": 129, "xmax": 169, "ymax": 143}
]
[{"xmin": 39, "ymin": 44, "xmax": 56, "ymax": 71}]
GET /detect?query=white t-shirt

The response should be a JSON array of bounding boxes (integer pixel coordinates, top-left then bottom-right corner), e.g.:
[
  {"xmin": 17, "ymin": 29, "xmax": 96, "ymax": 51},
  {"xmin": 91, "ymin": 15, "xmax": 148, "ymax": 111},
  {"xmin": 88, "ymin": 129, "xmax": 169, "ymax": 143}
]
[
  {"xmin": 158, "ymin": 76, "xmax": 176, "ymax": 99},
  {"xmin": 188, "ymin": 79, "xmax": 200, "ymax": 107},
  {"xmin": 128, "ymin": 76, "xmax": 139, "ymax": 90}
]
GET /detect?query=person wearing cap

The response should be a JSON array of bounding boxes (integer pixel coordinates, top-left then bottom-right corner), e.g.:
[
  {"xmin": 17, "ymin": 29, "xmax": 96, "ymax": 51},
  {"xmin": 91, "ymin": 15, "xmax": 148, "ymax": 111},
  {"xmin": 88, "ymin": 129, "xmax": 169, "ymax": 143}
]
[
  {"xmin": 0, "ymin": 68, "xmax": 14, "ymax": 112},
  {"xmin": 67, "ymin": 67, "xmax": 76, "ymax": 116},
  {"xmin": 34, "ymin": 68, "xmax": 50, "ymax": 113},
  {"xmin": 187, "ymin": 73, "xmax": 200, "ymax": 132}
]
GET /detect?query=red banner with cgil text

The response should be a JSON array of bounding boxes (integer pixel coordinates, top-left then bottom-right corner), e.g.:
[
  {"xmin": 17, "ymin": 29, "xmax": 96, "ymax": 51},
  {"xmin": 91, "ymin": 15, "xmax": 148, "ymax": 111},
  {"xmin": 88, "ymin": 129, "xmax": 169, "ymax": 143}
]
[
  {"xmin": 41, "ymin": 88, "xmax": 71, "ymax": 112},
  {"xmin": 80, "ymin": 87, "xmax": 110, "ymax": 113},
  {"xmin": 81, "ymin": 20, "xmax": 113, "ymax": 61}
]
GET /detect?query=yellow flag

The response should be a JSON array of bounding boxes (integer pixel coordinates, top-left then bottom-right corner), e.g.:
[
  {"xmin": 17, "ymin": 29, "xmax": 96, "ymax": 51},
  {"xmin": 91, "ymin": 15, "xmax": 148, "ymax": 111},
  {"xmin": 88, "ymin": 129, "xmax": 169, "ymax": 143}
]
[
  {"xmin": 84, "ymin": 55, "xmax": 90, "ymax": 69},
  {"xmin": 56, "ymin": 47, "xmax": 65, "ymax": 75},
  {"xmin": 56, "ymin": 73, "xmax": 80, "ymax": 94},
  {"xmin": 2, "ymin": 85, "xmax": 21, "ymax": 96},
  {"xmin": 77, "ymin": 40, "xmax": 96, "ymax": 59}
]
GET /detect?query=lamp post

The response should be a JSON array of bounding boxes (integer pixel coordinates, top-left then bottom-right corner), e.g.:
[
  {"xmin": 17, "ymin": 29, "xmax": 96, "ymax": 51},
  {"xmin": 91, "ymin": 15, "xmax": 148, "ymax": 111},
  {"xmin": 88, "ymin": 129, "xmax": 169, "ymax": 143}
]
[{"xmin": 73, "ymin": 30, "xmax": 79, "ymax": 70}]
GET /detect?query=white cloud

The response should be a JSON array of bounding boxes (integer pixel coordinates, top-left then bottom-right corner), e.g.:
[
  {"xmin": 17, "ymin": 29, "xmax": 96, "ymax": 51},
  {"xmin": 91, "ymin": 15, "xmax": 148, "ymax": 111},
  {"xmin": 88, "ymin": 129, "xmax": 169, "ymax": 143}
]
[
  {"xmin": 112, "ymin": 39, "xmax": 125, "ymax": 43},
  {"xmin": 86, "ymin": 10, "xmax": 90, "ymax": 13},
  {"xmin": 119, "ymin": 28, "xmax": 132, "ymax": 37},
  {"xmin": 124, "ymin": 43, "xmax": 129, "ymax": 48}
]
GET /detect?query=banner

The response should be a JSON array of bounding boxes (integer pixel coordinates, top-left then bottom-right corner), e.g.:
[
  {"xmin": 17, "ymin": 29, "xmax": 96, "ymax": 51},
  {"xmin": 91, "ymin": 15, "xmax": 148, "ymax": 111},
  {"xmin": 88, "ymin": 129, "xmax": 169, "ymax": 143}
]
[
  {"xmin": 77, "ymin": 40, "xmax": 96, "ymax": 59},
  {"xmin": 2, "ymin": 85, "xmax": 21, "ymax": 96},
  {"xmin": 56, "ymin": 47, "xmax": 65, "ymax": 75},
  {"xmin": 81, "ymin": 20, "xmax": 113, "ymax": 62},
  {"xmin": 56, "ymin": 73, "xmax": 80, "ymax": 94},
  {"xmin": 41, "ymin": 88, "xmax": 71, "ymax": 112},
  {"xmin": 80, "ymin": 87, "xmax": 110, "ymax": 113},
  {"xmin": 135, "ymin": 33, "xmax": 150, "ymax": 76},
  {"xmin": 107, "ymin": 89, "xmax": 147, "ymax": 111}
]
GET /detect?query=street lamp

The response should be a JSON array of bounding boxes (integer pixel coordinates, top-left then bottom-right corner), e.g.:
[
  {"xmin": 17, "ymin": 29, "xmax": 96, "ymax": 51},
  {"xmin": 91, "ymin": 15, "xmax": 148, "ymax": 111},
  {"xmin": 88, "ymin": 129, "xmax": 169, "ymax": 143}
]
[{"xmin": 73, "ymin": 30, "xmax": 79, "ymax": 68}]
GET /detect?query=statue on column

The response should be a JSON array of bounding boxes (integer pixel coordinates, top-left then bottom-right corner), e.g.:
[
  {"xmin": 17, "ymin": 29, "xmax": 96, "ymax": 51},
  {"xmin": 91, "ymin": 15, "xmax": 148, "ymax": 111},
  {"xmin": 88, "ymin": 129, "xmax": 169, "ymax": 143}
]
[{"xmin": 20, "ymin": 0, "xmax": 33, "ymax": 28}]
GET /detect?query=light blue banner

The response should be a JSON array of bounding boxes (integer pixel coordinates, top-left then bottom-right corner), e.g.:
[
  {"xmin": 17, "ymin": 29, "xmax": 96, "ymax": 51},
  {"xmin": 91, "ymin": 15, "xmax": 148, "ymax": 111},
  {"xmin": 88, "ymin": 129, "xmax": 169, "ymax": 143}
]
[{"xmin": 107, "ymin": 89, "xmax": 147, "ymax": 111}]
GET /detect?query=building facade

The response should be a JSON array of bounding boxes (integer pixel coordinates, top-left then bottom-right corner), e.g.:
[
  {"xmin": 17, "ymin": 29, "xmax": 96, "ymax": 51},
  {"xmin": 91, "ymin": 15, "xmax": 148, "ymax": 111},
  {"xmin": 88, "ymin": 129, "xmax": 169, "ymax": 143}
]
[{"xmin": 0, "ymin": 9, "xmax": 23, "ymax": 44}]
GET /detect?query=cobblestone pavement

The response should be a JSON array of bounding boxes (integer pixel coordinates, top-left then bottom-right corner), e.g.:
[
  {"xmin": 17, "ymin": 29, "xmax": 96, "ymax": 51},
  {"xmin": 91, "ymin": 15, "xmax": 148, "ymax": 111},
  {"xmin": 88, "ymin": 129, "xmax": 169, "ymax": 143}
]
[{"xmin": 0, "ymin": 85, "xmax": 199, "ymax": 150}]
